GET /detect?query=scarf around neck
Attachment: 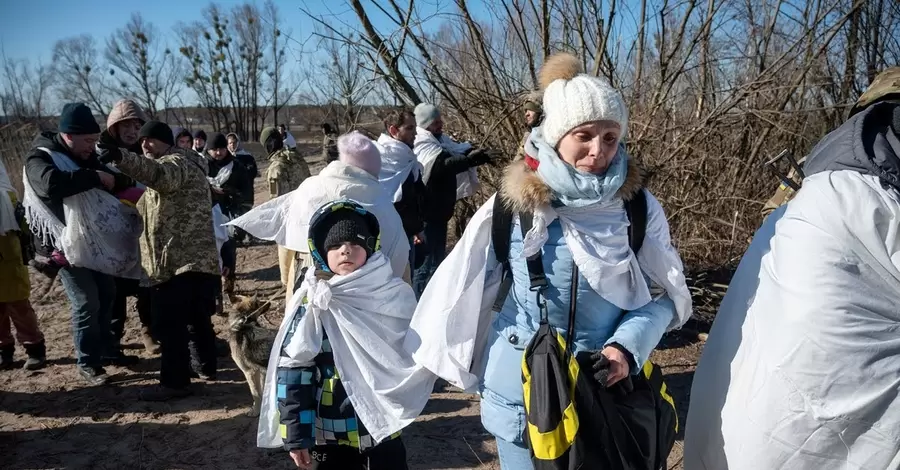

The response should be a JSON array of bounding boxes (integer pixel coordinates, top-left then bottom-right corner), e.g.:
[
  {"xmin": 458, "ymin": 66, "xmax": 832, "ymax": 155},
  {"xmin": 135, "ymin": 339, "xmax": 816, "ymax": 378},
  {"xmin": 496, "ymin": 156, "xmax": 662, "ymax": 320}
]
[{"xmin": 524, "ymin": 126, "xmax": 627, "ymax": 208}]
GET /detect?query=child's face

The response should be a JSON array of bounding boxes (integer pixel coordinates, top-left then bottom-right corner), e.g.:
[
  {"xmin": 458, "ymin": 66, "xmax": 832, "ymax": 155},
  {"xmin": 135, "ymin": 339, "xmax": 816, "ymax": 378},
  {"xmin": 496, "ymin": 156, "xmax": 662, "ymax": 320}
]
[{"xmin": 326, "ymin": 242, "xmax": 367, "ymax": 275}]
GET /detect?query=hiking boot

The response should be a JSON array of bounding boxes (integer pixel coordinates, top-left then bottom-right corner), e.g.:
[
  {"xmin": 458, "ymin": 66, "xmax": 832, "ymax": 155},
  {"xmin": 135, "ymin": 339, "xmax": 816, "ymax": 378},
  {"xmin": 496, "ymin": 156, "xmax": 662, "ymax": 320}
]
[
  {"xmin": 23, "ymin": 341, "xmax": 46, "ymax": 371},
  {"xmin": 78, "ymin": 366, "xmax": 109, "ymax": 385},
  {"xmin": 140, "ymin": 327, "xmax": 160, "ymax": 355},
  {"xmin": 139, "ymin": 384, "xmax": 192, "ymax": 402},
  {"xmin": 103, "ymin": 353, "xmax": 140, "ymax": 367},
  {"xmin": 0, "ymin": 345, "xmax": 15, "ymax": 370}
]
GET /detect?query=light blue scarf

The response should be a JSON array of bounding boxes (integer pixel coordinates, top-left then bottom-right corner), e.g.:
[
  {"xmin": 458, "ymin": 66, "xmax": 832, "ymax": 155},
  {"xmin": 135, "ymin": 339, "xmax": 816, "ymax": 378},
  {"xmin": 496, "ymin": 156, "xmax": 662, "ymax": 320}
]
[{"xmin": 524, "ymin": 127, "xmax": 628, "ymax": 208}]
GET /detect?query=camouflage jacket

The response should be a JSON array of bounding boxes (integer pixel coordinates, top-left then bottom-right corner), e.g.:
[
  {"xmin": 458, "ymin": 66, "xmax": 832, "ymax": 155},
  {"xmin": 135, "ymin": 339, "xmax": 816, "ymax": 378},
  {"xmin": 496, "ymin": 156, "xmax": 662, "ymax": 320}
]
[
  {"xmin": 116, "ymin": 147, "xmax": 220, "ymax": 286},
  {"xmin": 761, "ymin": 157, "xmax": 807, "ymax": 218},
  {"xmin": 266, "ymin": 148, "xmax": 311, "ymax": 198}
]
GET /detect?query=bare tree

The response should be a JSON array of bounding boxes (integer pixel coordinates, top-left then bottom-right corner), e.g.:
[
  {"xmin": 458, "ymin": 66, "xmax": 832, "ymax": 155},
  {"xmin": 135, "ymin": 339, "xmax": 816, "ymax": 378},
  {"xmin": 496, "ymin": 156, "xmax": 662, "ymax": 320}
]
[
  {"xmin": 105, "ymin": 13, "xmax": 180, "ymax": 118},
  {"xmin": 0, "ymin": 48, "xmax": 54, "ymax": 121},
  {"xmin": 52, "ymin": 35, "xmax": 110, "ymax": 116},
  {"xmin": 263, "ymin": 0, "xmax": 303, "ymax": 129}
]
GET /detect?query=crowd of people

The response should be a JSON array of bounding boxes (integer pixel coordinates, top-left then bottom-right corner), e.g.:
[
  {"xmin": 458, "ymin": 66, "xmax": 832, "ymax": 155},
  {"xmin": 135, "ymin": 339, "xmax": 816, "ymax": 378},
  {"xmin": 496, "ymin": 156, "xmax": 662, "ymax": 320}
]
[{"xmin": 1, "ymin": 53, "xmax": 898, "ymax": 470}]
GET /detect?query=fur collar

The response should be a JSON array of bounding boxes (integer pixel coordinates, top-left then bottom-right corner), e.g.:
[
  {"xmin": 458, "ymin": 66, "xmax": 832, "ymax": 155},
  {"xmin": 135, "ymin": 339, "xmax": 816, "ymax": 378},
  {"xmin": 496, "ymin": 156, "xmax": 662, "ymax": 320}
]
[{"xmin": 499, "ymin": 157, "xmax": 644, "ymax": 213}]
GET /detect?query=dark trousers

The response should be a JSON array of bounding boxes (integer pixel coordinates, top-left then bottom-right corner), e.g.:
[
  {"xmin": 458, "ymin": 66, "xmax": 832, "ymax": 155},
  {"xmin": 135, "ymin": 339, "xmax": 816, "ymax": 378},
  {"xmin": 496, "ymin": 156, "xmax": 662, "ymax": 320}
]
[
  {"xmin": 57, "ymin": 266, "xmax": 118, "ymax": 369},
  {"xmin": 111, "ymin": 277, "xmax": 152, "ymax": 341},
  {"xmin": 311, "ymin": 438, "xmax": 409, "ymax": 470},
  {"xmin": 149, "ymin": 272, "xmax": 218, "ymax": 388},
  {"xmin": 412, "ymin": 220, "xmax": 448, "ymax": 298}
]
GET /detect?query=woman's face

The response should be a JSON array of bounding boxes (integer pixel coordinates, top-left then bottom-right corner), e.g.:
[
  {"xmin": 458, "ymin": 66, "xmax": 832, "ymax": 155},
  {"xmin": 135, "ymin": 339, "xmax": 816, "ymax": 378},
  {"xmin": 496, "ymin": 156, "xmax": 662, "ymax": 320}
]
[{"xmin": 556, "ymin": 120, "xmax": 621, "ymax": 174}]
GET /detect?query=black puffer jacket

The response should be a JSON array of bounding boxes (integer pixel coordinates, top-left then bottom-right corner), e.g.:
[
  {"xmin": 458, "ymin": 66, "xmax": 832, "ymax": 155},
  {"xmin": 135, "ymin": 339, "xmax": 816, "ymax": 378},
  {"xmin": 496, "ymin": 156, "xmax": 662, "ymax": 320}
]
[
  {"xmin": 394, "ymin": 173, "xmax": 427, "ymax": 237},
  {"xmin": 423, "ymin": 149, "xmax": 488, "ymax": 223}
]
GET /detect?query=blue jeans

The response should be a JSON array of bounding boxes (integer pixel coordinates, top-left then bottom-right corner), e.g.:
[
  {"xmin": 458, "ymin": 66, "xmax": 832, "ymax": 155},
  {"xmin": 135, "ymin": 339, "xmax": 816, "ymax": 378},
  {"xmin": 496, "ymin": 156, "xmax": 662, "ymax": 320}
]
[
  {"xmin": 58, "ymin": 266, "xmax": 118, "ymax": 369},
  {"xmin": 495, "ymin": 438, "xmax": 533, "ymax": 470},
  {"xmin": 412, "ymin": 221, "xmax": 448, "ymax": 298}
]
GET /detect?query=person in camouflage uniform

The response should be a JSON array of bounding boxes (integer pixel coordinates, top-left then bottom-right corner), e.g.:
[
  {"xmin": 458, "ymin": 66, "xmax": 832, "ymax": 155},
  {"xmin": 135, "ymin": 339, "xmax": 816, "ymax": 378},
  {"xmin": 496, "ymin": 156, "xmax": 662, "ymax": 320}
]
[
  {"xmin": 762, "ymin": 66, "xmax": 900, "ymax": 217},
  {"xmin": 259, "ymin": 126, "xmax": 312, "ymax": 288},
  {"xmin": 98, "ymin": 121, "xmax": 221, "ymax": 402},
  {"xmin": 321, "ymin": 123, "xmax": 339, "ymax": 164},
  {"xmin": 515, "ymin": 92, "xmax": 544, "ymax": 162}
]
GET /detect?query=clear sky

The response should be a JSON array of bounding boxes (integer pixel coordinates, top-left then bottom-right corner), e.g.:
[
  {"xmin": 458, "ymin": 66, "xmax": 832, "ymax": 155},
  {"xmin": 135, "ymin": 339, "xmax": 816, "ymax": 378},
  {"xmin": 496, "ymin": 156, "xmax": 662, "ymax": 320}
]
[
  {"xmin": 0, "ymin": 0, "xmax": 490, "ymax": 64},
  {"xmin": 0, "ymin": 0, "xmax": 492, "ymax": 108}
]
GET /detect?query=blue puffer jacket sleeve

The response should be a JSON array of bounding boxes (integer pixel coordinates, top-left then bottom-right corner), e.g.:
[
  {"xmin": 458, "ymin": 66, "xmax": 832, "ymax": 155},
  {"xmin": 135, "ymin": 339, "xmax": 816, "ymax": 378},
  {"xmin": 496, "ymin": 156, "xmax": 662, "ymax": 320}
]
[{"xmin": 605, "ymin": 277, "xmax": 675, "ymax": 373}]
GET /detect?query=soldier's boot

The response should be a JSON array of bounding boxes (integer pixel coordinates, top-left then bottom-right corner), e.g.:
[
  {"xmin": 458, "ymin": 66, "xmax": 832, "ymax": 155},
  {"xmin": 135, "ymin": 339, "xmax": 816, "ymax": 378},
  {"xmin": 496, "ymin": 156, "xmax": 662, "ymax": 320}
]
[
  {"xmin": 0, "ymin": 344, "xmax": 14, "ymax": 370},
  {"xmin": 23, "ymin": 341, "xmax": 46, "ymax": 371},
  {"xmin": 141, "ymin": 327, "xmax": 160, "ymax": 355}
]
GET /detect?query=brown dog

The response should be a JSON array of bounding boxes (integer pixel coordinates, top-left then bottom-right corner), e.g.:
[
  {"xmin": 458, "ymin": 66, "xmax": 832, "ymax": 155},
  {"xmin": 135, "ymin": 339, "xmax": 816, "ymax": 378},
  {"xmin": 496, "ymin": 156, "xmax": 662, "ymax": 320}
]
[{"xmin": 227, "ymin": 294, "xmax": 278, "ymax": 417}]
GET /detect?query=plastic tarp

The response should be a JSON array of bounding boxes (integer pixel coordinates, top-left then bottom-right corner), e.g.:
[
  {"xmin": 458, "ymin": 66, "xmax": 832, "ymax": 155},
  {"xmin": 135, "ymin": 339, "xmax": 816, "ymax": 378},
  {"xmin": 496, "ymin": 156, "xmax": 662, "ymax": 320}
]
[{"xmin": 684, "ymin": 171, "xmax": 900, "ymax": 470}]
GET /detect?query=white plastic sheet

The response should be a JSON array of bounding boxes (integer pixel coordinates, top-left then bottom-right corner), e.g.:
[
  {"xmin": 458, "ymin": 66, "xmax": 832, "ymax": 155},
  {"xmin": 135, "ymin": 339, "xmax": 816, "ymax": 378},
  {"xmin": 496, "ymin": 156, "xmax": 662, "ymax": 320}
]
[
  {"xmin": 684, "ymin": 171, "xmax": 900, "ymax": 470},
  {"xmin": 257, "ymin": 253, "xmax": 434, "ymax": 447}
]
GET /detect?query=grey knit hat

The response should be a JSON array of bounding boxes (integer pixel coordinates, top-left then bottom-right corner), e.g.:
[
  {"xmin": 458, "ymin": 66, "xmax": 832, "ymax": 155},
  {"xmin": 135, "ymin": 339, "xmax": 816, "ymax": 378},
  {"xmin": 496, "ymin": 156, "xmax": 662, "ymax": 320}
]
[{"xmin": 414, "ymin": 103, "xmax": 441, "ymax": 129}]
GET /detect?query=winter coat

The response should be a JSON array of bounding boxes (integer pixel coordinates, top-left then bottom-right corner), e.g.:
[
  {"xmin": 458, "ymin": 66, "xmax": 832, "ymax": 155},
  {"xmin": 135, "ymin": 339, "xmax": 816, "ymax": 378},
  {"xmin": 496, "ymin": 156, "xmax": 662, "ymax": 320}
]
[
  {"xmin": 413, "ymin": 130, "xmax": 486, "ymax": 223},
  {"xmin": 0, "ymin": 192, "xmax": 30, "ymax": 303},
  {"xmin": 115, "ymin": 146, "xmax": 220, "ymax": 286},
  {"xmin": 478, "ymin": 158, "xmax": 679, "ymax": 444},
  {"xmin": 106, "ymin": 99, "xmax": 148, "ymax": 130},
  {"xmin": 266, "ymin": 148, "xmax": 311, "ymax": 198},
  {"xmin": 208, "ymin": 155, "xmax": 252, "ymax": 217},
  {"xmin": 684, "ymin": 101, "xmax": 900, "ymax": 470},
  {"xmin": 23, "ymin": 132, "xmax": 134, "ymax": 255},
  {"xmin": 375, "ymin": 134, "xmax": 426, "ymax": 237}
]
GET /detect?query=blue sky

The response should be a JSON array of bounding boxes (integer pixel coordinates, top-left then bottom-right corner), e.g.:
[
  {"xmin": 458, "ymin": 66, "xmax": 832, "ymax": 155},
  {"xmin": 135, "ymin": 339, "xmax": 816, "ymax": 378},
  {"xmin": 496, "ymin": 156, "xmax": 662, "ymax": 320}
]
[{"xmin": 0, "ymin": 0, "xmax": 490, "ymax": 65}]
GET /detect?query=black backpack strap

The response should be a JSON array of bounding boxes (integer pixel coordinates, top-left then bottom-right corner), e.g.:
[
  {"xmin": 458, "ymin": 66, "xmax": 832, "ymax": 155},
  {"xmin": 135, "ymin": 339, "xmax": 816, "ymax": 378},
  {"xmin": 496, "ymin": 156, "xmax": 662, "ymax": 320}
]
[
  {"xmin": 625, "ymin": 189, "xmax": 648, "ymax": 254},
  {"xmin": 491, "ymin": 195, "xmax": 514, "ymax": 269},
  {"xmin": 518, "ymin": 212, "xmax": 548, "ymax": 292},
  {"xmin": 491, "ymin": 196, "xmax": 515, "ymax": 312}
]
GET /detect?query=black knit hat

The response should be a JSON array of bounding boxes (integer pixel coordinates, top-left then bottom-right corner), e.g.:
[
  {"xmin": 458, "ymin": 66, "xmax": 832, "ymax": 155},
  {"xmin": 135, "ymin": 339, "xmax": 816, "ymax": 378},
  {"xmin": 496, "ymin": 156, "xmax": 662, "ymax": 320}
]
[
  {"xmin": 313, "ymin": 211, "xmax": 376, "ymax": 262},
  {"xmin": 58, "ymin": 103, "xmax": 101, "ymax": 135},
  {"xmin": 139, "ymin": 121, "xmax": 175, "ymax": 146},
  {"xmin": 207, "ymin": 132, "xmax": 228, "ymax": 150},
  {"xmin": 193, "ymin": 129, "xmax": 207, "ymax": 140}
]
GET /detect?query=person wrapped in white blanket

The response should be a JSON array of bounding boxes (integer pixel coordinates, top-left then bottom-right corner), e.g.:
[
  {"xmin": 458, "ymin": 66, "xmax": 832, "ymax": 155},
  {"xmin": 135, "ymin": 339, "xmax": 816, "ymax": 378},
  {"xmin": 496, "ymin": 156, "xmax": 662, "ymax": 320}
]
[
  {"xmin": 404, "ymin": 53, "xmax": 692, "ymax": 469},
  {"xmin": 412, "ymin": 103, "xmax": 492, "ymax": 296},
  {"xmin": 257, "ymin": 199, "xmax": 432, "ymax": 470},
  {"xmin": 684, "ymin": 67, "xmax": 900, "ymax": 470}
]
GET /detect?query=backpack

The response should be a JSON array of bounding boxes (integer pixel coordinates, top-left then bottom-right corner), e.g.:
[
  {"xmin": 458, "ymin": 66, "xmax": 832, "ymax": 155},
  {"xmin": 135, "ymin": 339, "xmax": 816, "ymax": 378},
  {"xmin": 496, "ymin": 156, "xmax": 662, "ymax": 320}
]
[
  {"xmin": 490, "ymin": 190, "xmax": 678, "ymax": 470},
  {"xmin": 490, "ymin": 189, "xmax": 647, "ymax": 309}
]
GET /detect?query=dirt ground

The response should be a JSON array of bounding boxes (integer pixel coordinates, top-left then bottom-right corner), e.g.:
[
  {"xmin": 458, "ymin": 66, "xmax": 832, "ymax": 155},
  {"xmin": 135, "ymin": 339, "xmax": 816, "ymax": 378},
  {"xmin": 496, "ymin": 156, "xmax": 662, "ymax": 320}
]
[{"xmin": 0, "ymin": 143, "xmax": 703, "ymax": 469}]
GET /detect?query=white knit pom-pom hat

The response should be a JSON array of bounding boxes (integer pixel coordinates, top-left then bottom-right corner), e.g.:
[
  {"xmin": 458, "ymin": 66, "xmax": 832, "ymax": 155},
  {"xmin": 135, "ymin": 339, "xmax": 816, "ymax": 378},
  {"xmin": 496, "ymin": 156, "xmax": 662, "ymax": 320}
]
[{"xmin": 538, "ymin": 53, "xmax": 628, "ymax": 148}]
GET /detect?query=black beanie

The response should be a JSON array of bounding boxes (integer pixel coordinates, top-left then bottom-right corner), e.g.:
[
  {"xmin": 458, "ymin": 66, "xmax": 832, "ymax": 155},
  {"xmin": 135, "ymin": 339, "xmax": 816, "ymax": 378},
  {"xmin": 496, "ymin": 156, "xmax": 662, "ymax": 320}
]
[
  {"xmin": 175, "ymin": 128, "xmax": 193, "ymax": 142},
  {"xmin": 139, "ymin": 121, "xmax": 175, "ymax": 146},
  {"xmin": 207, "ymin": 132, "xmax": 228, "ymax": 150},
  {"xmin": 314, "ymin": 211, "xmax": 376, "ymax": 262},
  {"xmin": 193, "ymin": 129, "xmax": 207, "ymax": 141},
  {"xmin": 58, "ymin": 103, "xmax": 101, "ymax": 135}
]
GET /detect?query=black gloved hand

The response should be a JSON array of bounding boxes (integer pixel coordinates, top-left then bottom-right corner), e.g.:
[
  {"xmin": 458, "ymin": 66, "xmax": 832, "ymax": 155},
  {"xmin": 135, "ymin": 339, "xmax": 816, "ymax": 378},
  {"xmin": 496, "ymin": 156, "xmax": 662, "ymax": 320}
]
[
  {"xmin": 96, "ymin": 143, "xmax": 123, "ymax": 164},
  {"xmin": 468, "ymin": 148, "xmax": 491, "ymax": 166}
]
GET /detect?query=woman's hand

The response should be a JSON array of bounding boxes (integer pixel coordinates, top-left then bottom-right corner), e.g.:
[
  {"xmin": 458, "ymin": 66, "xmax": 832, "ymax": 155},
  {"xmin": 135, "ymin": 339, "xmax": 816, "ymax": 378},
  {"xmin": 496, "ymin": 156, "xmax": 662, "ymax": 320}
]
[
  {"xmin": 600, "ymin": 346, "xmax": 630, "ymax": 386},
  {"xmin": 289, "ymin": 449, "xmax": 312, "ymax": 469}
]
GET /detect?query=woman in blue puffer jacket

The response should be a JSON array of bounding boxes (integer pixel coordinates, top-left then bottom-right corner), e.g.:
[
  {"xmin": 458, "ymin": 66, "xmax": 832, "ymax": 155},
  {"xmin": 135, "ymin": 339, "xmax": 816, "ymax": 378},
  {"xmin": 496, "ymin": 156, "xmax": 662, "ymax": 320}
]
[{"xmin": 405, "ymin": 52, "xmax": 692, "ymax": 469}]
